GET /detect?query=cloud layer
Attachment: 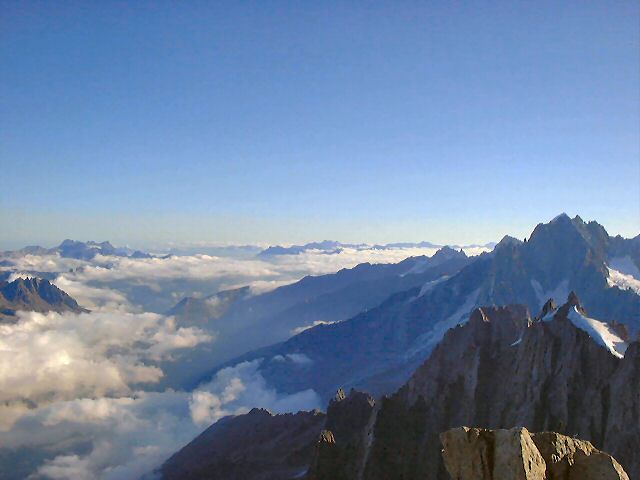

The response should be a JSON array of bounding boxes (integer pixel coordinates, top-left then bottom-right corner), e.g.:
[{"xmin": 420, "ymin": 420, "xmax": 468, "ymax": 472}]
[
  {"xmin": 0, "ymin": 244, "xmax": 491, "ymax": 478},
  {"xmin": 0, "ymin": 356, "xmax": 320, "ymax": 480},
  {"xmin": 0, "ymin": 310, "xmax": 212, "ymax": 415}
]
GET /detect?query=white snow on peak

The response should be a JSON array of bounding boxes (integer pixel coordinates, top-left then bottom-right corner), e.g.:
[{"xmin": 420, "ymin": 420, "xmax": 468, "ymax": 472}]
[
  {"xmin": 401, "ymin": 257, "xmax": 435, "ymax": 277},
  {"xmin": 567, "ymin": 306, "xmax": 628, "ymax": 358},
  {"xmin": 607, "ymin": 257, "xmax": 640, "ymax": 295},
  {"xmin": 607, "ymin": 267, "xmax": 640, "ymax": 295},
  {"xmin": 531, "ymin": 278, "xmax": 570, "ymax": 307},
  {"xmin": 609, "ymin": 256, "xmax": 640, "ymax": 280},
  {"xmin": 404, "ymin": 288, "xmax": 481, "ymax": 359},
  {"xmin": 418, "ymin": 276, "xmax": 449, "ymax": 297}
]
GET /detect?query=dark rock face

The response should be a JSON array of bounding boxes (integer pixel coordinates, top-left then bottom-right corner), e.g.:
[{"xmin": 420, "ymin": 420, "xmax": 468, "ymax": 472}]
[
  {"xmin": 160, "ymin": 408, "xmax": 326, "ymax": 480},
  {"xmin": 440, "ymin": 427, "xmax": 629, "ymax": 480},
  {"xmin": 307, "ymin": 301, "xmax": 640, "ymax": 480},
  {"xmin": 0, "ymin": 277, "xmax": 86, "ymax": 320},
  {"xmin": 605, "ymin": 341, "xmax": 640, "ymax": 475},
  {"xmin": 307, "ymin": 389, "xmax": 377, "ymax": 480}
]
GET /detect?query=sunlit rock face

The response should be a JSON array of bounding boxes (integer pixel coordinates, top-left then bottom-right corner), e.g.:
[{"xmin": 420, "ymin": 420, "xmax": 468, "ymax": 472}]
[{"xmin": 440, "ymin": 427, "xmax": 629, "ymax": 480}]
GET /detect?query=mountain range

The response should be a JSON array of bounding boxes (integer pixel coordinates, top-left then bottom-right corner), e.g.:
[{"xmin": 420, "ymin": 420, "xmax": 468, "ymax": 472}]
[
  {"xmin": 202, "ymin": 214, "xmax": 639, "ymax": 402},
  {"xmin": 257, "ymin": 240, "xmax": 495, "ymax": 257},
  {"xmin": 1, "ymin": 239, "xmax": 152, "ymax": 260}
]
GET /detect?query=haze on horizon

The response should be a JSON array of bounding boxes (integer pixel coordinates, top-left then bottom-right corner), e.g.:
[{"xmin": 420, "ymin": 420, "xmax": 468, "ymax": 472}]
[{"xmin": 1, "ymin": 1, "xmax": 639, "ymax": 249}]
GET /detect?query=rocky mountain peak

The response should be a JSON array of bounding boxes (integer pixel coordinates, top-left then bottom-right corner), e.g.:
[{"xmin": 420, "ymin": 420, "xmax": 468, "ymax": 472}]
[
  {"xmin": 433, "ymin": 246, "xmax": 467, "ymax": 260},
  {"xmin": 0, "ymin": 277, "xmax": 86, "ymax": 319},
  {"xmin": 535, "ymin": 297, "xmax": 557, "ymax": 320},
  {"xmin": 494, "ymin": 235, "xmax": 523, "ymax": 251},
  {"xmin": 459, "ymin": 304, "xmax": 530, "ymax": 349},
  {"xmin": 527, "ymin": 214, "xmax": 609, "ymax": 261},
  {"xmin": 567, "ymin": 290, "xmax": 581, "ymax": 307}
]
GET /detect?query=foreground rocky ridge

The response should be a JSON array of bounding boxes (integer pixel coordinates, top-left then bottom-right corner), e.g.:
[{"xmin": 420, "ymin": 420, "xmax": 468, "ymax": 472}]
[
  {"xmin": 440, "ymin": 426, "xmax": 628, "ymax": 480},
  {"xmin": 161, "ymin": 408, "xmax": 325, "ymax": 480},
  {"xmin": 160, "ymin": 296, "xmax": 639, "ymax": 479},
  {"xmin": 308, "ymin": 297, "xmax": 639, "ymax": 480}
]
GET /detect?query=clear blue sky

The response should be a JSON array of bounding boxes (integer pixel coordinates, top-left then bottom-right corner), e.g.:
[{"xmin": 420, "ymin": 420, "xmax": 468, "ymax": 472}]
[{"xmin": 1, "ymin": 1, "xmax": 638, "ymax": 248}]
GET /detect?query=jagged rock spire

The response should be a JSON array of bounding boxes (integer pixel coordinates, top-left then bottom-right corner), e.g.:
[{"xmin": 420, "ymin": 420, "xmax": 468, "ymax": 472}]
[
  {"xmin": 535, "ymin": 298, "xmax": 557, "ymax": 321},
  {"xmin": 567, "ymin": 290, "xmax": 581, "ymax": 307}
]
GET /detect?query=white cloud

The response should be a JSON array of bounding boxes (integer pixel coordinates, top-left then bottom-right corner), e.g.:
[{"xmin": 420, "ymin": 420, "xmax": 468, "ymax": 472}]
[
  {"xmin": 0, "ymin": 243, "xmax": 483, "ymax": 479},
  {"xmin": 52, "ymin": 274, "xmax": 135, "ymax": 312},
  {"xmin": 3, "ymin": 245, "xmax": 489, "ymax": 315},
  {"xmin": 271, "ymin": 353, "xmax": 314, "ymax": 365},
  {"xmin": 2, "ymin": 254, "xmax": 88, "ymax": 274},
  {"xmin": 0, "ymin": 311, "xmax": 212, "ymax": 409},
  {"xmin": 0, "ymin": 358, "xmax": 320, "ymax": 480},
  {"xmin": 189, "ymin": 359, "xmax": 320, "ymax": 426},
  {"xmin": 285, "ymin": 353, "xmax": 314, "ymax": 365}
]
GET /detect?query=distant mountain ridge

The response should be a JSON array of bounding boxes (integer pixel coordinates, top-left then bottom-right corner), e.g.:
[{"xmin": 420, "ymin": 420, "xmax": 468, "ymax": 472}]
[
  {"xmin": 0, "ymin": 277, "xmax": 87, "ymax": 319},
  {"xmin": 1, "ymin": 239, "xmax": 152, "ymax": 260},
  {"xmin": 257, "ymin": 240, "xmax": 495, "ymax": 256}
]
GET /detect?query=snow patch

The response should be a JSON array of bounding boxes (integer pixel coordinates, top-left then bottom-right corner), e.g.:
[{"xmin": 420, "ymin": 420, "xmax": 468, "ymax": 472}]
[
  {"xmin": 404, "ymin": 288, "xmax": 481, "ymax": 359},
  {"xmin": 418, "ymin": 276, "xmax": 449, "ymax": 297},
  {"xmin": 290, "ymin": 320, "xmax": 338, "ymax": 335},
  {"xmin": 567, "ymin": 306, "xmax": 628, "ymax": 358},
  {"xmin": 531, "ymin": 279, "xmax": 569, "ymax": 307},
  {"xmin": 401, "ymin": 258, "xmax": 432, "ymax": 277},
  {"xmin": 609, "ymin": 256, "xmax": 640, "ymax": 280},
  {"xmin": 607, "ymin": 267, "xmax": 640, "ymax": 295}
]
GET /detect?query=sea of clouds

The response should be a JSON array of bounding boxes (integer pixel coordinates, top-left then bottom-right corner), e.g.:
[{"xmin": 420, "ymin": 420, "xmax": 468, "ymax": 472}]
[{"xmin": 0, "ymin": 243, "xmax": 491, "ymax": 479}]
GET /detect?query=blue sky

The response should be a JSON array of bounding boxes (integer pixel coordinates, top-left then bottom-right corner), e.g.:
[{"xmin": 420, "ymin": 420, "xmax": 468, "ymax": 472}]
[{"xmin": 1, "ymin": 1, "xmax": 638, "ymax": 248}]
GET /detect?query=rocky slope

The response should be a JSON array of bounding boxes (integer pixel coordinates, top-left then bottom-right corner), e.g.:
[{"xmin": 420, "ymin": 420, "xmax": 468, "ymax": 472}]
[
  {"xmin": 307, "ymin": 295, "xmax": 639, "ymax": 479},
  {"xmin": 440, "ymin": 426, "xmax": 628, "ymax": 480},
  {"xmin": 0, "ymin": 277, "xmax": 87, "ymax": 320},
  {"xmin": 160, "ymin": 408, "xmax": 325, "ymax": 480}
]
